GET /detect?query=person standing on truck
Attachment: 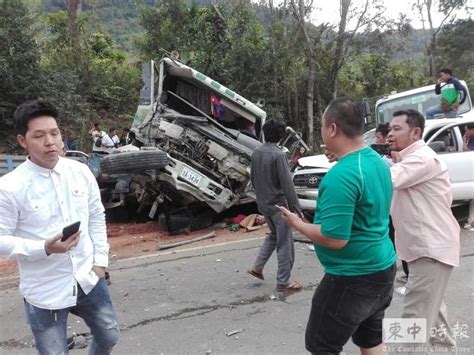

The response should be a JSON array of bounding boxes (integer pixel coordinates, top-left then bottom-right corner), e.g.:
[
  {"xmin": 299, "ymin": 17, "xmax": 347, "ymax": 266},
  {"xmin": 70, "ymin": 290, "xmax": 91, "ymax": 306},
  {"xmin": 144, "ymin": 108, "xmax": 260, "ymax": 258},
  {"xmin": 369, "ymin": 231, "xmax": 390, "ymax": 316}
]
[
  {"xmin": 247, "ymin": 119, "xmax": 303, "ymax": 292},
  {"xmin": 280, "ymin": 97, "xmax": 396, "ymax": 354},
  {"xmin": 387, "ymin": 109, "xmax": 460, "ymax": 353},
  {"xmin": 0, "ymin": 100, "xmax": 119, "ymax": 354},
  {"xmin": 426, "ymin": 68, "xmax": 468, "ymax": 119}
]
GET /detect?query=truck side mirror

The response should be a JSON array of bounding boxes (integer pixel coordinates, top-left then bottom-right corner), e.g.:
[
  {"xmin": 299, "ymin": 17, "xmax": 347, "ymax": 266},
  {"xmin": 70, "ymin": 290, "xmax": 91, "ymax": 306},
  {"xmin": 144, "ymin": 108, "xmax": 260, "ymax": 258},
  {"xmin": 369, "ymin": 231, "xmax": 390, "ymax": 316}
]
[{"xmin": 362, "ymin": 101, "xmax": 372, "ymax": 125}]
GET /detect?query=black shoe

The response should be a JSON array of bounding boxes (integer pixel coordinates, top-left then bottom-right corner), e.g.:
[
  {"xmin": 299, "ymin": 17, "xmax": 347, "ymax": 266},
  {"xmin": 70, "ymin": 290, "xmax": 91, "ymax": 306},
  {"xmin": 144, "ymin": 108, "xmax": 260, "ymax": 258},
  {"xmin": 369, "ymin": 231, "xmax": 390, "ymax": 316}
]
[{"xmin": 105, "ymin": 271, "xmax": 111, "ymax": 285}]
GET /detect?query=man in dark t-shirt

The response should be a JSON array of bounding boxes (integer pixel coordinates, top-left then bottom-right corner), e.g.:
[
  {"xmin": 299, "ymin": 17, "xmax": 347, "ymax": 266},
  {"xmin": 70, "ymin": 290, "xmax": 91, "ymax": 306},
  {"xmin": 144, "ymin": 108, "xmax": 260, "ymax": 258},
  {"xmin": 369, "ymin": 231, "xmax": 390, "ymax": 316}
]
[{"xmin": 247, "ymin": 119, "xmax": 303, "ymax": 291}]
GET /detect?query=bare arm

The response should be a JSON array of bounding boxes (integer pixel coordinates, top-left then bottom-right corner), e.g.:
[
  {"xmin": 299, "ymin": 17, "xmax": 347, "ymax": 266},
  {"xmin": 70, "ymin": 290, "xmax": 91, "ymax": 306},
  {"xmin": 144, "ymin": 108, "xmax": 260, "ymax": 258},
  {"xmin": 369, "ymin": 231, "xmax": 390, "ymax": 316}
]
[{"xmin": 278, "ymin": 206, "xmax": 348, "ymax": 249}]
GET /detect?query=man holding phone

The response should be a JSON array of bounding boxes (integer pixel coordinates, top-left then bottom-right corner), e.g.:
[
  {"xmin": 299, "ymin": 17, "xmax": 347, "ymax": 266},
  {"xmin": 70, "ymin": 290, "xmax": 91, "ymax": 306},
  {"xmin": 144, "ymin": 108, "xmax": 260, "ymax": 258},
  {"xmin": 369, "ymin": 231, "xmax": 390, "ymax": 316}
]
[
  {"xmin": 0, "ymin": 100, "xmax": 119, "ymax": 354},
  {"xmin": 280, "ymin": 98, "xmax": 396, "ymax": 354}
]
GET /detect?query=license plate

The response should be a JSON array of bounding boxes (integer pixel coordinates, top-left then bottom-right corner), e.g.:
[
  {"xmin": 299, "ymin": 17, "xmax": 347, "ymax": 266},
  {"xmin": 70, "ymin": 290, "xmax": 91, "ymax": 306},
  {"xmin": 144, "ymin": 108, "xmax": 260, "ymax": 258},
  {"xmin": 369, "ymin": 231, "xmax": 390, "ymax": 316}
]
[{"xmin": 180, "ymin": 167, "xmax": 202, "ymax": 186}]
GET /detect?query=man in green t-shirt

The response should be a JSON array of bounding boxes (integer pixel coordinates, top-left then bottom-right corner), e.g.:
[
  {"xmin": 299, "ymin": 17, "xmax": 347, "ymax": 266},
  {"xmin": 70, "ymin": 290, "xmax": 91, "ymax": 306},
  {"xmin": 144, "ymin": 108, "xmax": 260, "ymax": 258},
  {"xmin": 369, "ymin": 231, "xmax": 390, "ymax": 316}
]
[{"xmin": 280, "ymin": 97, "xmax": 396, "ymax": 354}]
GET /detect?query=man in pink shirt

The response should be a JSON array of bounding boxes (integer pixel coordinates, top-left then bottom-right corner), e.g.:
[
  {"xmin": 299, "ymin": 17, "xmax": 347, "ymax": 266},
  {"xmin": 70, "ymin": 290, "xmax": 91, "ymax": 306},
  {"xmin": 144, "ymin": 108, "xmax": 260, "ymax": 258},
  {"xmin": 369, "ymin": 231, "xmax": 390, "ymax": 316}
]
[{"xmin": 387, "ymin": 109, "xmax": 460, "ymax": 353}]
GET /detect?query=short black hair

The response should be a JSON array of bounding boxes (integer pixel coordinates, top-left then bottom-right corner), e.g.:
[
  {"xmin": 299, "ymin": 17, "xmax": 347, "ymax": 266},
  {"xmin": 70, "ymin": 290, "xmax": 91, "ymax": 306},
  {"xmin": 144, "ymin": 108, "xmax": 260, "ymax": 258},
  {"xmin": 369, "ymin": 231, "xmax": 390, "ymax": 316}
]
[
  {"xmin": 466, "ymin": 123, "xmax": 474, "ymax": 130},
  {"xmin": 123, "ymin": 128, "xmax": 130, "ymax": 132},
  {"xmin": 375, "ymin": 123, "xmax": 390, "ymax": 138},
  {"xmin": 323, "ymin": 97, "xmax": 364, "ymax": 138},
  {"xmin": 263, "ymin": 119, "xmax": 286, "ymax": 143},
  {"xmin": 440, "ymin": 68, "xmax": 453, "ymax": 76},
  {"xmin": 109, "ymin": 127, "xmax": 116, "ymax": 133},
  {"xmin": 393, "ymin": 109, "xmax": 425, "ymax": 136},
  {"xmin": 13, "ymin": 100, "xmax": 58, "ymax": 136}
]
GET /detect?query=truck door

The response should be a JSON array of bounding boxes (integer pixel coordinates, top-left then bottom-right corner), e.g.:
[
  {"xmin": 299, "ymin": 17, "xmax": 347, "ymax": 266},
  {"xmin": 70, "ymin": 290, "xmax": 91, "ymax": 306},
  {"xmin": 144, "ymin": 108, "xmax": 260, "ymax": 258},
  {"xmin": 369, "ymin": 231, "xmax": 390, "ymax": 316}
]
[{"xmin": 426, "ymin": 121, "xmax": 474, "ymax": 201}]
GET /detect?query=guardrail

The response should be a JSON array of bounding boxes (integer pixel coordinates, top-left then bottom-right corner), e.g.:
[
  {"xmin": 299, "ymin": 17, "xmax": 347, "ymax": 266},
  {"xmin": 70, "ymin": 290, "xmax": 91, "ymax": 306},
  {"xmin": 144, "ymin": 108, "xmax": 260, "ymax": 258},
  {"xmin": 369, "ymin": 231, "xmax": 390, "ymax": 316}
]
[{"xmin": 0, "ymin": 155, "xmax": 27, "ymax": 177}]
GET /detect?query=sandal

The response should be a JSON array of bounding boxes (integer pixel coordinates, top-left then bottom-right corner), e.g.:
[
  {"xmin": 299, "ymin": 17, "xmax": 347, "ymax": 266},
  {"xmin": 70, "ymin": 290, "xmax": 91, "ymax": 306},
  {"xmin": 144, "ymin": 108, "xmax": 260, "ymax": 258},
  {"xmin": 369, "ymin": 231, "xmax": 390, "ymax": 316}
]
[
  {"xmin": 247, "ymin": 268, "xmax": 264, "ymax": 280},
  {"xmin": 277, "ymin": 281, "xmax": 303, "ymax": 292}
]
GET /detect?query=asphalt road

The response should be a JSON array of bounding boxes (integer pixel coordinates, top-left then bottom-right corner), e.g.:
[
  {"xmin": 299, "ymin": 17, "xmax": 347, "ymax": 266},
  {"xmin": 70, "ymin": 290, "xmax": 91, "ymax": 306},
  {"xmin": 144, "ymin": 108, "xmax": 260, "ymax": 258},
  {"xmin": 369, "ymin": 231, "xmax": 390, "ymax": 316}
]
[{"xmin": 1, "ymin": 229, "xmax": 473, "ymax": 355}]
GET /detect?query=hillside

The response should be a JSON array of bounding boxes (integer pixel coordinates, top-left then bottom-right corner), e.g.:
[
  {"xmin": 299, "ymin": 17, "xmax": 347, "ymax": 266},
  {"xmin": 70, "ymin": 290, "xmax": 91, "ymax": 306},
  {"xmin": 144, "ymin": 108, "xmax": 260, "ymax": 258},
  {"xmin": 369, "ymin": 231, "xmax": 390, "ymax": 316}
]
[{"xmin": 36, "ymin": 0, "xmax": 432, "ymax": 58}]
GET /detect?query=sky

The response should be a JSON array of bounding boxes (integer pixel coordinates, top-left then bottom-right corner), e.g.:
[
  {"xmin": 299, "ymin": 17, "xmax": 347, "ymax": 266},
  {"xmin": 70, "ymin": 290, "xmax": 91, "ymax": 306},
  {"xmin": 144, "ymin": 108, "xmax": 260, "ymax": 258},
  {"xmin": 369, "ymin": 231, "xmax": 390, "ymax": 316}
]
[{"xmin": 303, "ymin": 0, "xmax": 472, "ymax": 30}]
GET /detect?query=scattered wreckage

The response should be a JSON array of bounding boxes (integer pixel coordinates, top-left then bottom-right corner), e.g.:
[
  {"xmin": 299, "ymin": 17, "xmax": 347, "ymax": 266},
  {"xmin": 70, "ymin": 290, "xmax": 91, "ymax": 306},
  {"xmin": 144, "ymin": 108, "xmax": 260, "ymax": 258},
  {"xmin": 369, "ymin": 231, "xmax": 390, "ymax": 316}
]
[{"xmin": 100, "ymin": 53, "xmax": 308, "ymax": 231}]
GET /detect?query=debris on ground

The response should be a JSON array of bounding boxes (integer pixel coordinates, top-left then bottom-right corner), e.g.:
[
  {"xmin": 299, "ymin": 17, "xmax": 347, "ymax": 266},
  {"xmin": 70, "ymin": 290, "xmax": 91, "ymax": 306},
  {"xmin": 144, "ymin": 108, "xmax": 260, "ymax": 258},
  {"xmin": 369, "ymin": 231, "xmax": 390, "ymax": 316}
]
[
  {"xmin": 156, "ymin": 231, "xmax": 217, "ymax": 250},
  {"xmin": 67, "ymin": 333, "xmax": 91, "ymax": 349},
  {"xmin": 226, "ymin": 214, "xmax": 267, "ymax": 232},
  {"xmin": 225, "ymin": 329, "xmax": 245, "ymax": 337}
]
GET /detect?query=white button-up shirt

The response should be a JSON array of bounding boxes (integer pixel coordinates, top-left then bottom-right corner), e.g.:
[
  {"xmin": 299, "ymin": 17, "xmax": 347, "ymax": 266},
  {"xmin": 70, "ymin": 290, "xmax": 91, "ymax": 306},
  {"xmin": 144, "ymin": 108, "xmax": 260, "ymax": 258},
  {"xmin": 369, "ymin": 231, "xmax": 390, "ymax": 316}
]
[
  {"xmin": 0, "ymin": 157, "xmax": 108, "ymax": 309},
  {"xmin": 390, "ymin": 140, "xmax": 460, "ymax": 267},
  {"xmin": 101, "ymin": 134, "xmax": 115, "ymax": 154}
]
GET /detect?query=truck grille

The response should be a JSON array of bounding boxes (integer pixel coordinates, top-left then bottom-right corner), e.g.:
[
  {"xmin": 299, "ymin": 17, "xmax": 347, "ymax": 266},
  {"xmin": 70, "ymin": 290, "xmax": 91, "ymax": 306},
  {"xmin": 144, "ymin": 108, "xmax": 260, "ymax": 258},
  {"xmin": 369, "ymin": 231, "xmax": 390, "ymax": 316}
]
[{"xmin": 293, "ymin": 173, "xmax": 326, "ymax": 188}]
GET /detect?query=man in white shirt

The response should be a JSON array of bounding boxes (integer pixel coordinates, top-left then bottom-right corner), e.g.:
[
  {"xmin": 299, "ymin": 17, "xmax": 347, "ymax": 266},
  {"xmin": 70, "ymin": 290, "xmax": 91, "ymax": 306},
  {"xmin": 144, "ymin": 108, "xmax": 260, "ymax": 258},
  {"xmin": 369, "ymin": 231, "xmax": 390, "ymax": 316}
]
[
  {"xmin": 89, "ymin": 123, "xmax": 107, "ymax": 154},
  {"xmin": 0, "ymin": 100, "xmax": 119, "ymax": 354},
  {"xmin": 110, "ymin": 128, "xmax": 120, "ymax": 148},
  {"xmin": 101, "ymin": 128, "xmax": 117, "ymax": 154}
]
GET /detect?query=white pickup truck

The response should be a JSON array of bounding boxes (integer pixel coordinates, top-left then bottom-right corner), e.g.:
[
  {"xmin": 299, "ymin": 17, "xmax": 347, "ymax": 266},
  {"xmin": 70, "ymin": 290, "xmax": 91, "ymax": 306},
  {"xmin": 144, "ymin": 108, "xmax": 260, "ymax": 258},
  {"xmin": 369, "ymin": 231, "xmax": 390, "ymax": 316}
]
[{"xmin": 293, "ymin": 83, "xmax": 474, "ymax": 211}]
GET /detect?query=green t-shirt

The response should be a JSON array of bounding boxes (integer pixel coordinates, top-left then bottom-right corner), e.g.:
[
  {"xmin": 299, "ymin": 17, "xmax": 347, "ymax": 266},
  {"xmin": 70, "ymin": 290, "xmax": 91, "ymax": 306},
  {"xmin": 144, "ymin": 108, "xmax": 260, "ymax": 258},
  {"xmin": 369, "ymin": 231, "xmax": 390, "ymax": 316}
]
[
  {"xmin": 313, "ymin": 147, "xmax": 396, "ymax": 276},
  {"xmin": 441, "ymin": 83, "xmax": 460, "ymax": 107}
]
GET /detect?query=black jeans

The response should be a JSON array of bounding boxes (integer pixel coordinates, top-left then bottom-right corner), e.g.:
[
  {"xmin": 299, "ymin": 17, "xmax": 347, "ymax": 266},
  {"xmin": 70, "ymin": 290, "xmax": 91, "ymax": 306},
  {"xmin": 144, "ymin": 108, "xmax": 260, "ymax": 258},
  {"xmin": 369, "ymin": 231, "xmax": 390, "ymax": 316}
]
[{"xmin": 305, "ymin": 263, "xmax": 396, "ymax": 354}]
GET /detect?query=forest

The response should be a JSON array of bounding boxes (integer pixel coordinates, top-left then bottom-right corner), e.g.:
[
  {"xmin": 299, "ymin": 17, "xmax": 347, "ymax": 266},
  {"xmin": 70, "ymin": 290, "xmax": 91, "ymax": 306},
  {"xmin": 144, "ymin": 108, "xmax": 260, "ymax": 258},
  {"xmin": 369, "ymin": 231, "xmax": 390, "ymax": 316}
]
[{"xmin": 0, "ymin": 0, "xmax": 472, "ymax": 153}]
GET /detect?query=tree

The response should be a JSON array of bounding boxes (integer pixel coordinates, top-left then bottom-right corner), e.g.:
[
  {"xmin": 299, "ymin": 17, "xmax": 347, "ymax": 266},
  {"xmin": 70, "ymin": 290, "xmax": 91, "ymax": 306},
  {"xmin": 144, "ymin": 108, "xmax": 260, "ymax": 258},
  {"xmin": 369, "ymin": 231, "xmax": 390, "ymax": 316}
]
[
  {"xmin": 136, "ymin": 0, "xmax": 191, "ymax": 60},
  {"xmin": 437, "ymin": 19, "xmax": 474, "ymax": 88},
  {"xmin": 0, "ymin": 0, "xmax": 43, "ymax": 151},
  {"xmin": 413, "ymin": 0, "xmax": 468, "ymax": 77},
  {"xmin": 326, "ymin": 0, "xmax": 386, "ymax": 99},
  {"xmin": 41, "ymin": 9, "xmax": 141, "ymax": 149},
  {"xmin": 289, "ymin": 0, "xmax": 319, "ymax": 150}
]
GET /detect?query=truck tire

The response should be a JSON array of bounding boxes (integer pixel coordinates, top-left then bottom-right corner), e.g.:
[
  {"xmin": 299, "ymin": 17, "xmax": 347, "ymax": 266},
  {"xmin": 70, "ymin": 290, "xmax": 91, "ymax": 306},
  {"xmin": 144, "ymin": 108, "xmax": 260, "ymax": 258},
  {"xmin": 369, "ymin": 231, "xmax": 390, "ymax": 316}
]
[{"xmin": 101, "ymin": 150, "xmax": 169, "ymax": 175}]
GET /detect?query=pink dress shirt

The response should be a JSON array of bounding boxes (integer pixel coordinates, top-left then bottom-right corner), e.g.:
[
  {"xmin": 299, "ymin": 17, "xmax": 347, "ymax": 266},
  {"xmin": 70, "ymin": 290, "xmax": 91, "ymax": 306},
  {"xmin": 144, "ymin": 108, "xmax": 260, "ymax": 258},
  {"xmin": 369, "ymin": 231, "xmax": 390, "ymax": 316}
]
[{"xmin": 390, "ymin": 140, "xmax": 460, "ymax": 267}]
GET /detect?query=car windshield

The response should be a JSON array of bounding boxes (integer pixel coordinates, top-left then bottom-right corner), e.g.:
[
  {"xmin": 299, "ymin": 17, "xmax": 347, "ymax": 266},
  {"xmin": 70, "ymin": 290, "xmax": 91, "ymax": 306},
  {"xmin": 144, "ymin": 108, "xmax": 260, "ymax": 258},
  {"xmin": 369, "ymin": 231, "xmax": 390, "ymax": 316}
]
[{"xmin": 376, "ymin": 89, "xmax": 472, "ymax": 123}]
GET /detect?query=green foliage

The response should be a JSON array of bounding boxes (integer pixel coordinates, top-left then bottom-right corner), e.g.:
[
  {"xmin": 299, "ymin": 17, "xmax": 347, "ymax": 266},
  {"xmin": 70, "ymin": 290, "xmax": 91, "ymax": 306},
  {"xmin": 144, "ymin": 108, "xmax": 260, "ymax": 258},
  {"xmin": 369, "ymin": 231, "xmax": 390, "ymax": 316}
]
[
  {"xmin": 0, "ymin": 0, "xmax": 43, "ymax": 150},
  {"xmin": 2, "ymin": 0, "xmax": 469, "ymax": 153},
  {"xmin": 437, "ymin": 19, "xmax": 474, "ymax": 94},
  {"xmin": 0, "ymin": 2, "xmax": 141, "ymax": 153}
]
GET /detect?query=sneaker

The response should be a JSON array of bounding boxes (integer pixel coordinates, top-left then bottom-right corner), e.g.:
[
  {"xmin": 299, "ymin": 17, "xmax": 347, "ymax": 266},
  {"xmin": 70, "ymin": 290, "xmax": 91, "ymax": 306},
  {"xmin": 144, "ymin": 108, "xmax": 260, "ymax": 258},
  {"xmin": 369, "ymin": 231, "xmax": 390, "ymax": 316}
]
[{"xmin": 105, "ymin": 271, "xmax": 111, "ymax": 286}]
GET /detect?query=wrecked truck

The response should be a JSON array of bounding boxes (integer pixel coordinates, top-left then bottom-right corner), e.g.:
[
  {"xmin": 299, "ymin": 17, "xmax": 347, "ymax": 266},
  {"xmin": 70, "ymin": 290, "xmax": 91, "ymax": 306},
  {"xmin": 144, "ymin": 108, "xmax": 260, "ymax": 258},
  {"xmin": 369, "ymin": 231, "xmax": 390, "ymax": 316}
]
[{"xmin": 100, "ymin": 54, "xmax": 307, "ymax": 229}]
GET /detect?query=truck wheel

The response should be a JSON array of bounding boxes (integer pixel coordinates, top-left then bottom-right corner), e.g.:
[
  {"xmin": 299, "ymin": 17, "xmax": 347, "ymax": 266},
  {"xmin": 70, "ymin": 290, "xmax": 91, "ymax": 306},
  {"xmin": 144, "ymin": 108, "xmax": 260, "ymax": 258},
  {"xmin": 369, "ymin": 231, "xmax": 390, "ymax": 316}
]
[{"xmin": 100, "ymin": 150, "xmax": 169, "ymax": 175}]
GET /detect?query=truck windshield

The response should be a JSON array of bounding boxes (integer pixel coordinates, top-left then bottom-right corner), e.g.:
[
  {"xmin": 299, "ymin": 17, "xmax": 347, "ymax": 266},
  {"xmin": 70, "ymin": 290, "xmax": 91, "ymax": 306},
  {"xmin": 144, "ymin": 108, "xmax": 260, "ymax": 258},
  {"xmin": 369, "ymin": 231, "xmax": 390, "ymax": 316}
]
[{"xmin": 376, "ymin": 89, "xmax": 472, "ymax": 123}]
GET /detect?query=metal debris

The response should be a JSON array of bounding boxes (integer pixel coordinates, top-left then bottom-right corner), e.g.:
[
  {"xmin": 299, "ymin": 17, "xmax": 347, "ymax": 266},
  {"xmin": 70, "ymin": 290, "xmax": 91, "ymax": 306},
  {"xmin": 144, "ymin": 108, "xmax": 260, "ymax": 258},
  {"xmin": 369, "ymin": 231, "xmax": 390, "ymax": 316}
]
[{"xmin": 225, "ymin": 329, "xmax": 245, "ymax": 337}]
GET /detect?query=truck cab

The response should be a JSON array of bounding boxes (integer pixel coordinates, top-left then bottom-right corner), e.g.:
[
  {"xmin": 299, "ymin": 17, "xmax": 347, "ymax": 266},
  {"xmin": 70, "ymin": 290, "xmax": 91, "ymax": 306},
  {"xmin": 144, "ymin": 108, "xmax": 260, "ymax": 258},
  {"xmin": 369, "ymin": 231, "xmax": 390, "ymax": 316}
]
[
  {"xmin": 375, "ymin": 81, "xmax": 473, "ymax": 123},
  {"xmin": 293, "ymin": 82, "xmax": 474, "ymax": 212},
  {"xmin": 100, "ymin": 53, "xmax": 307, "ymax": 222}
]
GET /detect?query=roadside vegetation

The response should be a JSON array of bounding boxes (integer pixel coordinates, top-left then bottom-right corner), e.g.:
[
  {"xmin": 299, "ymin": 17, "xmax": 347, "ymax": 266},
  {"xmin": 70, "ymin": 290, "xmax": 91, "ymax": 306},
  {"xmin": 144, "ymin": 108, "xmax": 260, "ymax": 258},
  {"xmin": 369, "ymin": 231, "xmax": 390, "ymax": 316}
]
[{"xmin": 0, "ymin": 0, "xmax": 472, "ymax": 153}]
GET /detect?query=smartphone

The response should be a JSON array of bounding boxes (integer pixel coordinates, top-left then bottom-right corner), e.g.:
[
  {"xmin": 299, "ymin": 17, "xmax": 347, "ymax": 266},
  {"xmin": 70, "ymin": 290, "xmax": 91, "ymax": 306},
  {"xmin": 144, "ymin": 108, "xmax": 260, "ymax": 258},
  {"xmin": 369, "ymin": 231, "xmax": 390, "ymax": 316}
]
[{"xmin": 61, "ymin": 221, "xmax": 81, "ymax": 242}]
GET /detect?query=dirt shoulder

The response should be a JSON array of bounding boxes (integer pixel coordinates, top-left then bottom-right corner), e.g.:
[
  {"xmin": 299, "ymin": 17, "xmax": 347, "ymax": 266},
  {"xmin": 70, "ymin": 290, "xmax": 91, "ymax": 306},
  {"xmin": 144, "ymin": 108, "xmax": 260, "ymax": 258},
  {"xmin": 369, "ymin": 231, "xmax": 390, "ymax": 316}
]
[{"xmin": 0, "ymin": 222, "xmax": 268, "ymax": 290}]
